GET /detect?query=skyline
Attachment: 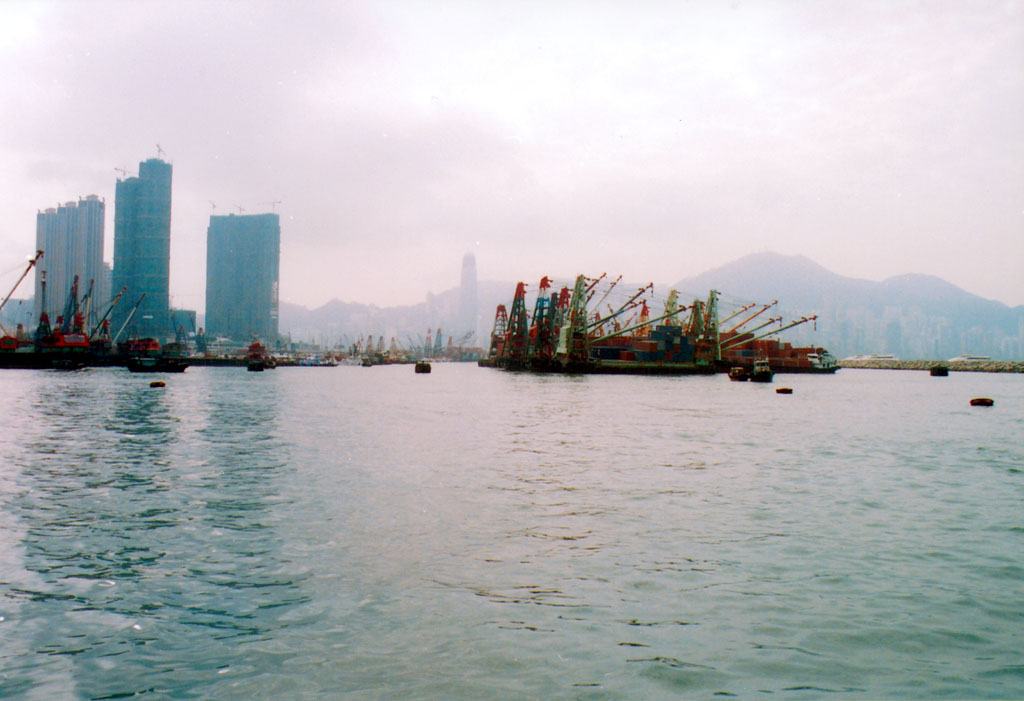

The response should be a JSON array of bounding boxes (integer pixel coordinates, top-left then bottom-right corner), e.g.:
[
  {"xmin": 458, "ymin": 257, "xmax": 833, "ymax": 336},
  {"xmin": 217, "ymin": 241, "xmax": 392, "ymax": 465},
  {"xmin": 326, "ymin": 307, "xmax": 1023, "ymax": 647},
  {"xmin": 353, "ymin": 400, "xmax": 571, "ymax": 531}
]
[{"xmin": 1, "ymin": 1, "xmax": 1022, "ymax": 310}]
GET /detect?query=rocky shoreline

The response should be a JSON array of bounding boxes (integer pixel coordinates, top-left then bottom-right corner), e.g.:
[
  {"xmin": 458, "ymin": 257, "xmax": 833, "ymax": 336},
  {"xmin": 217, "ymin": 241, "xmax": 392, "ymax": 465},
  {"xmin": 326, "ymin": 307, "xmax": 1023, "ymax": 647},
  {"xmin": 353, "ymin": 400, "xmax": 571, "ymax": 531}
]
[{"xmin": 838, "ymin": 359, "xmax": 1024, "ymax": 373}]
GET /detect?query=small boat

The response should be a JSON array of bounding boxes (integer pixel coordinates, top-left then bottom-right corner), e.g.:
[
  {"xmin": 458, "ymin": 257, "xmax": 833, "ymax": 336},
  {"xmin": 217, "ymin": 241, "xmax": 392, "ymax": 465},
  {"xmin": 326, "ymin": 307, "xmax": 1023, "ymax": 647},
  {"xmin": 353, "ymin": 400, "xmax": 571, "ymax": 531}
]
[
  {"xmin": 728, "ymin": 366, "xmax": 750, "ymax": 381},
  {"xmin": 150, "ymin": 381, "xmax": 165, "ymax": 388},
  {"xmin": 127, "ymin": 356, "xmax": 188, "ymax": 373},
  {"xmin": 414, "ymin": 360, "xmax": 431, "ymax": 374},
  {"xmin": 930, "ymin": 365, "xmax": 949, "ymax": 377},
  {"xmin": 970, "ymin": 397, "xmax": 994, "ymax": 407},
  {"xmin": 749, "ymin": 357, "xmax": 773, "ymax": 383},
  {"xmin": 52, "ymin": 357, "xmax": 88, "ymax": 371},
  {"xmin": 247, "ymin": 340, "xmax": 268, "ymax": 371}
]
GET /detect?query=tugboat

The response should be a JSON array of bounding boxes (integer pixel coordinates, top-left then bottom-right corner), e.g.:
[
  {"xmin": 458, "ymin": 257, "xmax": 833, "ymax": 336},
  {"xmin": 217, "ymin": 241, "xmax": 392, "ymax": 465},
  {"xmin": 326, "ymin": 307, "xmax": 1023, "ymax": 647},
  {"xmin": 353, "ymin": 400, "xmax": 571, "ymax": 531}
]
[
  {"xmin": 125, "ymin": 338, "xmax": 188, "ymax": 373},
  {"xmin": 414, "ymin": 359, "xmax": 431, "ymax": 374},
  {"xmin": 728, "ymin": 366, "xmax": 750, "ymax": 381},
  {"xmin": 247, "ymin": 340, "xmax": 269, "ymax": 371},
  {"xmin": 749, "ymin": 356, "xmax": 774, "ymax": 383}
]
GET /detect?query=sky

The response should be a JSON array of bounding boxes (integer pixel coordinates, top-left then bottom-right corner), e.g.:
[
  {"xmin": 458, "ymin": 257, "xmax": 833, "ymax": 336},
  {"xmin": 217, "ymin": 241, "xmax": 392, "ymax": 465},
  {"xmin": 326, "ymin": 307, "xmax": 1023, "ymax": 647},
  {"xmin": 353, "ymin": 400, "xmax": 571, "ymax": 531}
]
[{"xmin": 1, "ymin": 0, "xmax": 1022, "ymax": 311}]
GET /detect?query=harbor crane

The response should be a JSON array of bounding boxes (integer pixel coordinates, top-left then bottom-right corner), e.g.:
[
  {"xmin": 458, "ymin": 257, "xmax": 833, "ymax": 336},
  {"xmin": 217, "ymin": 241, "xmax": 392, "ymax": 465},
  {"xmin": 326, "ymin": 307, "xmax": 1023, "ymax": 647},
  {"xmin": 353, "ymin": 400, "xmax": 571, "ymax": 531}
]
[{"xmin": 0, "ymin": 251, "xmax": 43, "ymax": 337}]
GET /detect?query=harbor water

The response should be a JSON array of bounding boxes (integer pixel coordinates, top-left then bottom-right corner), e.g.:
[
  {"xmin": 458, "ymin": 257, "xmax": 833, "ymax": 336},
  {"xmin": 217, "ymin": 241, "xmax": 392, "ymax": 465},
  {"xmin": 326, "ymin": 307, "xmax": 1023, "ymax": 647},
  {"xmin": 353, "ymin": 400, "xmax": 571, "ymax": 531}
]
[{"xmin": 1, "ymin": 365, "xmax": 1022, "ymax": 699}]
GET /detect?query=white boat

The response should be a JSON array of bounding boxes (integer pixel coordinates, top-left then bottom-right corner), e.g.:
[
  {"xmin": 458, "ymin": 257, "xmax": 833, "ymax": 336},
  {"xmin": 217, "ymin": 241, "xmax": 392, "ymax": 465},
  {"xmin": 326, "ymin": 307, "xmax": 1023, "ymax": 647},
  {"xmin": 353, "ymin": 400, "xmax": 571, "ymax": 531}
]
[{"xmin": 948, "ymin": 354, "xmax": 990, "ymax": 362}]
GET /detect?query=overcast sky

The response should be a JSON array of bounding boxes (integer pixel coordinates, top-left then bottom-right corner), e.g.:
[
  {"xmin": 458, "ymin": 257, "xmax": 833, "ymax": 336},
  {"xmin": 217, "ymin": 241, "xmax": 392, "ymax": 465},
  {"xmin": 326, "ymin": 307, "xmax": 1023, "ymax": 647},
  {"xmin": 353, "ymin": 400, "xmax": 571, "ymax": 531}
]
[{"xmin": 1, "ymin": 0, "xmax": 1021, "ymax": 310}]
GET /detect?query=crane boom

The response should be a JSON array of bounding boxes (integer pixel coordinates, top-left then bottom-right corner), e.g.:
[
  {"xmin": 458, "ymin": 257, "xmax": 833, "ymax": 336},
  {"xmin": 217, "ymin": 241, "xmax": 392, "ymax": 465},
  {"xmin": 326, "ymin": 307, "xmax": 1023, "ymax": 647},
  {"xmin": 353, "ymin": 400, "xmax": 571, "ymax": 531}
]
[
  {"xmin": 90, "ymin": 286, "xmax": 127, "ymax": 338},
  {"xmin": 590, "ymin": 304, "xmax": 691, "ymax": 344},
  {"xmin": 727, "ymin": 300, "xmax": 777, "ymax": 334},
  {"xmin": 721, "ymin": 315, "xmax": 817, "ymax": 352},
  {"xmin": 718, "ymin": 301, "xmax": 758, "ymax": 327},
  {"xmin": 112, "ymin": 293, "xmax": 146, "ymax": 344},
  {"xmin": 0, "ymin": 251, "xmax": 43, "ymax": 335}
]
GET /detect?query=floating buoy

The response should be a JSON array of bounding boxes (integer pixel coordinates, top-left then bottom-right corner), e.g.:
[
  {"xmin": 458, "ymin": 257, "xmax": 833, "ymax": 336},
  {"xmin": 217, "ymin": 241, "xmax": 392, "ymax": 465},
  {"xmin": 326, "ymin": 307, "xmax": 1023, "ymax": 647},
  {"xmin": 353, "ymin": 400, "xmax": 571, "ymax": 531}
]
[
  {"xmin": 150, "ymin": 381, "xmax": 166, "ymax": 388},
  {"xmin": 969, "ymin": 397, "xmax": 993, "ymax": 407},
  {"xmin": 776, "ymin": 387, "xmax": 793, "ymax": 394}
]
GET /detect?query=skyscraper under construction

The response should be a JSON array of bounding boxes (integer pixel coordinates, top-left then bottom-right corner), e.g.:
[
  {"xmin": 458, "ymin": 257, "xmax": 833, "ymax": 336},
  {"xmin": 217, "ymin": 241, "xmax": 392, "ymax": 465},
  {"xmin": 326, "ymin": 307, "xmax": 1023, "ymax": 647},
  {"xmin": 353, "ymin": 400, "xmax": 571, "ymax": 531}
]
[
  {"xmin": 111, "ymin": 158, "xmax": 173, "ymax": 339},
  {"xmin": 205, "ymin": 213, "xmax": 280, "ymax": 344}
]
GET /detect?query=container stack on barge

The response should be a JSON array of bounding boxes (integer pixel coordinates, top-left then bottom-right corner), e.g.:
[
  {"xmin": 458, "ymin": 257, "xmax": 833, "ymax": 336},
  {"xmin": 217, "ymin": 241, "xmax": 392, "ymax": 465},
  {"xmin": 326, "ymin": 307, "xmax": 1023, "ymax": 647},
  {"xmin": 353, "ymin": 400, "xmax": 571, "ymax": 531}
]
[
  {"xmin": 479, "ymin": 274, "xmax": 838, "ymax": 377},
  {"xmin": 479, "ymin": 275, "xmax": 719, "ymax": 375},
  {"xmin": 717, "ymin": 300, "xmax": 837, "ymax": 374}
]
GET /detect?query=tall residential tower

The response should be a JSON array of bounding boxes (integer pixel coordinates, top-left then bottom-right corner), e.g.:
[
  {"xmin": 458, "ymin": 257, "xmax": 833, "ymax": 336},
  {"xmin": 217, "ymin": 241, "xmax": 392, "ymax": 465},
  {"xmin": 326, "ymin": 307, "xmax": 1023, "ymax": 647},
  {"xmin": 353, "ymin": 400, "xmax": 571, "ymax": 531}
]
[
  {"xmin": 33, "ymin": 195, "xmax": 105, "ymax": 323},
  {"xmin": 205, "ymin": 213, "xmax": 280, "ymax": 344},
  {"xmin": 111, "ymin": 158, "xmax": 173, "ymax": 339}
]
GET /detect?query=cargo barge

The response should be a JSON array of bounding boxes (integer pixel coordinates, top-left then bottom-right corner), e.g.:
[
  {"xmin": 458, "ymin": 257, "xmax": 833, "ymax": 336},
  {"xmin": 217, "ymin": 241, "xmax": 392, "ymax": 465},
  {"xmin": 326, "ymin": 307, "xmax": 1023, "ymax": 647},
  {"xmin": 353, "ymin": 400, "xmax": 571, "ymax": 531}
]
[{"xmin": 480, "ymin": 274, "xmax": 837, "ymax": 377}]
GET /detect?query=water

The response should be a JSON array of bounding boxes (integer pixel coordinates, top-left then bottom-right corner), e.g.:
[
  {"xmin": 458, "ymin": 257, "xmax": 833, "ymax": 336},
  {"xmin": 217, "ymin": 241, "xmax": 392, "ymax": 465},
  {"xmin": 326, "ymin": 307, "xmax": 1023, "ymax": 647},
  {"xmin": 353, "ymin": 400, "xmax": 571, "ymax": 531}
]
[{"xmin": 1, "ymin": 365, "xmax": 1022, "ymax": 699}]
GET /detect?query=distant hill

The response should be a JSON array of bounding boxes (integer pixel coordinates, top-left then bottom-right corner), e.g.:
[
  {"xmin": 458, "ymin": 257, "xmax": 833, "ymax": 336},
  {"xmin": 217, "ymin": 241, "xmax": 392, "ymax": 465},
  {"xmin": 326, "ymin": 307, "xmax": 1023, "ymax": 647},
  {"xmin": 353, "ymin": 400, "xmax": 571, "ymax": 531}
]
[
  {"xmin": 671, "ymin": 252, "xmax": 1023, "ymax": 360},
  {"xmin": 272, "ymin": 251, "xmax": 1023, "ymax": 359},
  {"xmin": 278, "ymin": 280, "xmax": 512, "ymax": 350}
]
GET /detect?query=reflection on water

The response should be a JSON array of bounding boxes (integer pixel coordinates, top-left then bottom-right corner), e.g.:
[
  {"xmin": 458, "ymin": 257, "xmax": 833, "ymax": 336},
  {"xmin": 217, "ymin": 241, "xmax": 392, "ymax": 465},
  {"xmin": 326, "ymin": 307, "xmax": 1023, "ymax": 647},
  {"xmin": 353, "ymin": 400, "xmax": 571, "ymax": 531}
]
[
  {"xmin": 0, "ymin": 369, "xmax": 311, "ymax": 699},
  {"xmin": 0, "ymin": 366, "xmax": 1022, "ymax": 698}
]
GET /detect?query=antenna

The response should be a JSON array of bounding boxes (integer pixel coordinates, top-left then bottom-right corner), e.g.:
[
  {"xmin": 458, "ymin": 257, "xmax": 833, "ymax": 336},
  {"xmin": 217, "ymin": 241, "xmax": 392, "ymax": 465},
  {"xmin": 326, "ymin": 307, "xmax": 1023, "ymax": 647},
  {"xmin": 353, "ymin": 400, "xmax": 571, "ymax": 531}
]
[
  {"xmin": 209, "ymin": 201, "xmax": 217, "ymax": 214},
  {"xmin": 259, "ymin": 200, "xmax": 283, "ymax": 212},
  {"xmin": 234, "ymin": 204, "xmax": 246, "ymax": 214}
]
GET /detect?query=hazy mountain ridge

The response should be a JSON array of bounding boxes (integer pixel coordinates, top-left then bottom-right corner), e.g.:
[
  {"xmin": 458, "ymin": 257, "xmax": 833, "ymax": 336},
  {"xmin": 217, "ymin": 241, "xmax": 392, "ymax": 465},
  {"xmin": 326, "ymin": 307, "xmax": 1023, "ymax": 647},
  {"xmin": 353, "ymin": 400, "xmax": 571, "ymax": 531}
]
[
  {"xmin": 277, "ymin": 251, "xmax": 1022, "ymax": 359},
  {"xmin": 671, "ymin": 253, "xmax": 1023, "ymax": 359}
]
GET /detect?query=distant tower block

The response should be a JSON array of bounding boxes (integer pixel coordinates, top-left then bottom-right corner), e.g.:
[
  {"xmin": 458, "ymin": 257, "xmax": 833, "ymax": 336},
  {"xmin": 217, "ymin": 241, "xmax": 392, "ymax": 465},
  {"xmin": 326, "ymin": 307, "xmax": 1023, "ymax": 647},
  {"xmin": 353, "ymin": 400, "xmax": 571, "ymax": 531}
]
[
  {"xmin": 458, "ymin": 252, "xmax": 478, "ymax": 341},
  {"xmin": 34, "ymin": 194, "xmax": 105, "ymax": 324},
  {"xmin": 205, "ymin": 213, "xmax": 281, "ymax": 344}
]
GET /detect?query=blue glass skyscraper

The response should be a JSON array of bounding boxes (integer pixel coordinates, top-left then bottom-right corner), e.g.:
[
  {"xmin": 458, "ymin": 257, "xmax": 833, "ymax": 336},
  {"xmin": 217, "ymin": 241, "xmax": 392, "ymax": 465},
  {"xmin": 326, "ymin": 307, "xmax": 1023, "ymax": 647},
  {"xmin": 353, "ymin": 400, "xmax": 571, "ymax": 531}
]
[
  {"xmin": 205, "ymin": 213, "xmax": 280, "ymax": 344},
  {"xmin": 111, "ymin": 158, "xmax": 172, "ymax": 339}
]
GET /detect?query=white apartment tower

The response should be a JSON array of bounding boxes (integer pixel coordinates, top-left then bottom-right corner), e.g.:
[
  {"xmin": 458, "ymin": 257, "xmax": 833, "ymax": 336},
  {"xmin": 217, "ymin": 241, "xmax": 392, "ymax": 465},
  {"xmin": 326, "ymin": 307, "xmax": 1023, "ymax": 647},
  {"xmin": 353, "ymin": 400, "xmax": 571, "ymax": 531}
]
[{"xmin": 34, "ymin": 195, "xmax": 105, "ymax": 323}]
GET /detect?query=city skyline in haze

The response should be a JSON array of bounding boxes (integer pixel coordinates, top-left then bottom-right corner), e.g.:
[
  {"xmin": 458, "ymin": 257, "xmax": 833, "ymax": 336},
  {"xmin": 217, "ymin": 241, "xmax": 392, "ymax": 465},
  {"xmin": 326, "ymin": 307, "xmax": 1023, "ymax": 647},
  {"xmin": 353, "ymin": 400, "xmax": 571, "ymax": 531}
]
[{"xmin": 1, "ymin": 1, "xmax": 1022, "ymax": 311}]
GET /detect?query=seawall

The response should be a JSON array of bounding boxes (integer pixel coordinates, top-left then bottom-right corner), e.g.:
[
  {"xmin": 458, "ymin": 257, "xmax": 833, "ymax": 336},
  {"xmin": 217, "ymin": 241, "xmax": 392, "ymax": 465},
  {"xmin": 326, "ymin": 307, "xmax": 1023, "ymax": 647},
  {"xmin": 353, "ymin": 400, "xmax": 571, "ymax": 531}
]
[{"xmin": 838, "ymin": 359, "xmax": 1024, "ymax": 373}]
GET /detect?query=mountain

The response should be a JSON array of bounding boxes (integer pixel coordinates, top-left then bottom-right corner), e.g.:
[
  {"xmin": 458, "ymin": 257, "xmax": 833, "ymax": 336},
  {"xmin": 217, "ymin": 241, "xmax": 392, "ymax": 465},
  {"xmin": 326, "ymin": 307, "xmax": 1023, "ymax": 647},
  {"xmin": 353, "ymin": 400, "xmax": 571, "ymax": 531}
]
[
  {"xmin": 671, "ymin": 253, "xmax": 1023, "ymax": 360},
  {"xmin": 277, "ymin": 251, "xmax": 1022, "ymax": 359},
  {"xmin": 278, "ymin": 280, "xmax": 512, "ymax": 350}
]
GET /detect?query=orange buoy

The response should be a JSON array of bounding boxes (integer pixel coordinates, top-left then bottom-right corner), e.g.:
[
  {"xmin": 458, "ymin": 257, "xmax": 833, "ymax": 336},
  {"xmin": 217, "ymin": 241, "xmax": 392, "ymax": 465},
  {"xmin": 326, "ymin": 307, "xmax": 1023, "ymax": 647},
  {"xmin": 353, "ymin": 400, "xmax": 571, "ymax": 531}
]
[
  {"xmin": 150, "ymin": 381, "xmax": 166, "ymax": 388},
  {"xmin": 776, "ymin": 387, "xmax": 793, "ymax": 394},
  {"xmin": 969, "ymin": 397, "xmax": 993, "ymax": 407}
]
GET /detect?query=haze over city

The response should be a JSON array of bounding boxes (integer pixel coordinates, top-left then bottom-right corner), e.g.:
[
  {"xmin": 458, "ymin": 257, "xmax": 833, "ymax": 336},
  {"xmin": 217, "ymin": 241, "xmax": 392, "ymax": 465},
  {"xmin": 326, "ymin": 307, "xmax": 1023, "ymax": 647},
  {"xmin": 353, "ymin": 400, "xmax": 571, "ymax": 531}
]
[{"xmin": 1, "ymin": 0, "xmax": 1021, "ymax": 311}]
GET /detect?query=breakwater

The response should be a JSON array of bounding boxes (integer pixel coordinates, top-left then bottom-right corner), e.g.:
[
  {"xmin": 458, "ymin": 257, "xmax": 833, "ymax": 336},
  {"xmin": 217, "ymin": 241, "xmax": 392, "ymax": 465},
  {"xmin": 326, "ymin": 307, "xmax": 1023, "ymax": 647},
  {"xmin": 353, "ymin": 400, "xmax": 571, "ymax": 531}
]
[{"xmin": 839, "ymin": 358, "xmax": 1024, "ymax": 373}]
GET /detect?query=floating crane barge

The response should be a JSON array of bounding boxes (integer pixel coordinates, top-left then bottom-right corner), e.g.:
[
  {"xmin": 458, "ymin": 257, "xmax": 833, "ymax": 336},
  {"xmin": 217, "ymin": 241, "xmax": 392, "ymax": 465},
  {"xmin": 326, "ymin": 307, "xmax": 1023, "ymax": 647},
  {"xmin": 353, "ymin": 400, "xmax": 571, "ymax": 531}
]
[
  {"xmin": 480, "ymin": 275, "xmax": 718, "ymax": 375},
  {"xmin": 480, "ymin": 274, "xmax": 837, "ymax": 376}
]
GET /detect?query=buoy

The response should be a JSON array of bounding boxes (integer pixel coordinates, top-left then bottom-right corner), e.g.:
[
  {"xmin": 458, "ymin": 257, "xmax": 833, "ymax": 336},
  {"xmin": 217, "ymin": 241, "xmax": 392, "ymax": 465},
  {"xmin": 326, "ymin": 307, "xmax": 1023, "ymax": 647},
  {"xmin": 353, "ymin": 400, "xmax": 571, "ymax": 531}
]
[
  {"xmin": 969, "ymin": 397, "xmax": 993, "ymax": 407},
  {"xmin": 150, "ymin": 381, "xmax": 166, "ymax": 388},
  {"xmin": 776, "ymin": 387, "xmax": 793, "ymax": 394}
]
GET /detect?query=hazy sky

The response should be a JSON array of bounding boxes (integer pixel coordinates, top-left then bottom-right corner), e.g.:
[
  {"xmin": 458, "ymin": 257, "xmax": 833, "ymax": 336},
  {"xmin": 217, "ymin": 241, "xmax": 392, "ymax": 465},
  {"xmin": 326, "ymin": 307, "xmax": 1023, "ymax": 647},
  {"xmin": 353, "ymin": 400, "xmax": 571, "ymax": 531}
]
[{"xmin": 1, "ymin": 0, "xmax": 1022, "ymax": 310}]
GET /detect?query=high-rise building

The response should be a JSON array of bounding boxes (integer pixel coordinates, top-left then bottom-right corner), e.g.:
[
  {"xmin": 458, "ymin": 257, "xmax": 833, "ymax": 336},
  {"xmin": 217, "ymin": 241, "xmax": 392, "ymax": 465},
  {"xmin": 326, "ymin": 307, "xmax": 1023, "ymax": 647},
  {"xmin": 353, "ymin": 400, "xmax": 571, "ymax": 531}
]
[
  {"xmin": 458, "ymin": 252, "xmax": 478, "ymax": 342},
  {"xmin": 33, "ymin": 195, "xmax": 105, "ymax": 323},
  {"xmin": 205, "ymin": 213, "xmax": 280, "ymax": 344},
  {"xmin": 111, "ymin": 158, "xmax": 173, "ymax": 339}
]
